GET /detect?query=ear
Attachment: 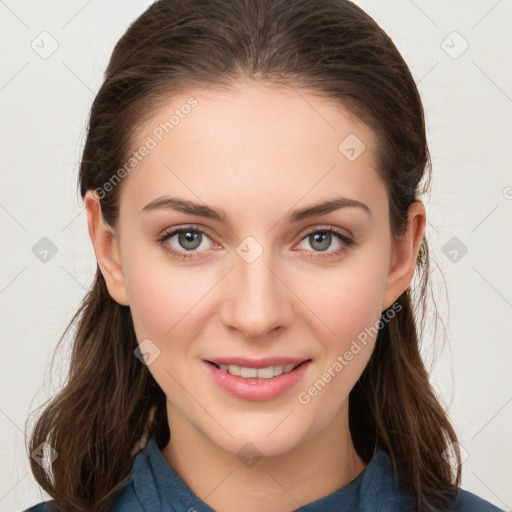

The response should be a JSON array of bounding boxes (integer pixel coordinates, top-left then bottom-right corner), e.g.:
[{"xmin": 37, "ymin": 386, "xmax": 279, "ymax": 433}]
[
  {"xmin": 84, "ymin": 190, "xmax": 129, "ymax": 306},
  {"xmin": 381, "ymin": 201, "xmax": 426, "ymax": 311}
]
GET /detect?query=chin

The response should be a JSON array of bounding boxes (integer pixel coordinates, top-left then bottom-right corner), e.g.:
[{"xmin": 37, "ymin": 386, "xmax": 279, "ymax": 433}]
[{"xmin": 206, "ymin": 418, "xmax": 309, "ymax": 460}]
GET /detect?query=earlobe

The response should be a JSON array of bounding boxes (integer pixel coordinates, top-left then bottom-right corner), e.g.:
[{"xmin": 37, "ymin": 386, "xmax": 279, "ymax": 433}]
[
  {"xmin": 84, "ymin": 190, "xmax": 129, "ymax": 306},
  {"xmin": 381, "ymin": 202, "xmax": 426, "ymax": 311}
]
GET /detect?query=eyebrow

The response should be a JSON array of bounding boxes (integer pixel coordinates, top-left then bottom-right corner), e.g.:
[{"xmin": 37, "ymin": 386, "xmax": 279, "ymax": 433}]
[{"xmin": 141, "ymin": 195, "xmax": 371, "ymax": 223}]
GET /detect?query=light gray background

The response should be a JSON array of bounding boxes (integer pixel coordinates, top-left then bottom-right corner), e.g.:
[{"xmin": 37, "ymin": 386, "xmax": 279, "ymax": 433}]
[{"xmin": 1, "ymin": 1, "xmax": 511, "ymax": 510}]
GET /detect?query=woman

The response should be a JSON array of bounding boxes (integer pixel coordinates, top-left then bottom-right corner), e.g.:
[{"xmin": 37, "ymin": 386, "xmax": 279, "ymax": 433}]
[{"xmin": 23, "ymin": 0, "xmax": 503, "ymax": 510}]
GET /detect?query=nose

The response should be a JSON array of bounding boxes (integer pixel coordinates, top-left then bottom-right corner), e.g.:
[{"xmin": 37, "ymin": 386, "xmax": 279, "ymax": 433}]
[{"xmin": 220, "ymin": 250, "xmax": 294, "ymax": 340}]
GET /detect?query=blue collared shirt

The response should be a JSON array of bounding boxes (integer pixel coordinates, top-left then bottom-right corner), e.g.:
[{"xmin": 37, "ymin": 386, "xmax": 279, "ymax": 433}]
[{"xmin": 24, "ymin": 436, "xmax": 504, "ymax": 511}]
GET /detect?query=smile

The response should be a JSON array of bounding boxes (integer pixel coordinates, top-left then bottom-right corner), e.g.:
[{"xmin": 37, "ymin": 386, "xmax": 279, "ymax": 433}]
[
  {"xmin": 203, "ymin": 359, "xmax": 312, "ymax": 401},
  {"xmin": 211, "ymin": 362, "xmax": 302, "ymax": 379}
]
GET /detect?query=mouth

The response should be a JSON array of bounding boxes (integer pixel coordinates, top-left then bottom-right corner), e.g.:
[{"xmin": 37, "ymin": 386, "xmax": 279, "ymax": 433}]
[
  {"xmin": 203, "ymin": 358, "xmax": 312, "ymax": 401},
  {"xmin": 205, "ymin": 359, "xmax": 310, "ymax": 379}
]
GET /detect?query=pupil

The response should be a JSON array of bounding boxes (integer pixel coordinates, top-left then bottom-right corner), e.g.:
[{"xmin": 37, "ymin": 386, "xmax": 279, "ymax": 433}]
[
  {"xmin": 180, "ymin": 231, "xmax": 201, "ymax": 250},
  {"xmin": 312, "ymin": 232, "xmax": 330, "ymax": 251}
]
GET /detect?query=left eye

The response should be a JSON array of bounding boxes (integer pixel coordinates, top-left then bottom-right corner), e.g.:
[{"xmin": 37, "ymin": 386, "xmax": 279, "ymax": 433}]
[
  {"xmin": 157, "ymin": 227, "xmax": 214, "ymax": 259},
  {"xmin": 296, "ymin": 228, "xmax": 354, "ymax": 257}
]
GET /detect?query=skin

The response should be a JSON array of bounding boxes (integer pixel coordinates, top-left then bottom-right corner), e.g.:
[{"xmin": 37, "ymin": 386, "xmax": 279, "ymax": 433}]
[{"xmin": 85, "ymin": 79, "xmax": 425, "ymax": 512}]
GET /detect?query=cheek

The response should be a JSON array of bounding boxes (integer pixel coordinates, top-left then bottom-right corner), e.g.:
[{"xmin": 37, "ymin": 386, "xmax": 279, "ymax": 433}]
[
  {"xmin": 294, "ymin": 267, "xmax": 386, "ymax": 420},
  {"xmin": 128, "ymin": 273, "xmax": 204, "ymax": 343},
  {"xmin": 289, "ymin": 251, "xmax": 389, "ymax": 409},
  {"xmin": 295, "ymin": 258, "xmax": 388, "ymax": 346},
  {"xmin": 121, "ymin": 242, "xmax": 205, "ymax": 340}
]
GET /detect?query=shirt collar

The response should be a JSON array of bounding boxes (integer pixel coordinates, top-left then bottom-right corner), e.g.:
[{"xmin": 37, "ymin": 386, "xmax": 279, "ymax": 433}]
[{"xmin": 126, "ymin": 436, "xmax": 408, "ymax": 511}]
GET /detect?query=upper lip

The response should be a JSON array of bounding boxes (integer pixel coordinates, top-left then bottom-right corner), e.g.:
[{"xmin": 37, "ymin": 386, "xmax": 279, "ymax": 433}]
[{"xmin": 205, "ymin": 357, "xmax": 311, "ymax": 369}]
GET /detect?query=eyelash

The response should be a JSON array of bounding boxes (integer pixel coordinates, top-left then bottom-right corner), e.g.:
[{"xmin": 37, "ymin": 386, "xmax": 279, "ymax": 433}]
[{"xmin": 155, "ymin": 225, "xmax": 355, "ymax": 261}]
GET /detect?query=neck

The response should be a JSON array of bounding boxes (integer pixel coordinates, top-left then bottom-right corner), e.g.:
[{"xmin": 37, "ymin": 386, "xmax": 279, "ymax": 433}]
[{"xmin": 160, "ymin": 400, "xmax": 368, "ymax": 512}]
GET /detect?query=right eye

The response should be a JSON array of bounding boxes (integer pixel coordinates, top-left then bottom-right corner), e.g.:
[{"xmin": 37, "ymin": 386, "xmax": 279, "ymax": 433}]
[{"xmin": 156, "ymin": 226, "xmax": 217, "ymax": 260}]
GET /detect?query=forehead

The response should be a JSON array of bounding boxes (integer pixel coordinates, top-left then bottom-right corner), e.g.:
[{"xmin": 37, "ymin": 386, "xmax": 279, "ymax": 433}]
[{"xmin": 120, "ymin": 80, "xmax": 383, "ymax": 218}]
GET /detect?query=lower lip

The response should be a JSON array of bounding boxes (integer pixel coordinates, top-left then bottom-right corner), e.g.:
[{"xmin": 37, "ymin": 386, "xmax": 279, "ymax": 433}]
[{"xmin": 203, "ymin": 360, "xmax": 311, "ymax": 401}]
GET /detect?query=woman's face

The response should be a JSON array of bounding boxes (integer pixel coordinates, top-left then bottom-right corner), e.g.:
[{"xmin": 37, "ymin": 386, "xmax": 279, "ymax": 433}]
[{"xmin": 86, "ymin": 79, "xmax": 422, "ymax": 457}]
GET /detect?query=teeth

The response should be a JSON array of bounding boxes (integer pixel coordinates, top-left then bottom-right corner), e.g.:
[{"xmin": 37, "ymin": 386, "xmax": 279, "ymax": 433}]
[
  {"xmin": 217, "ymin": 363, "xmax": 298, "ymax": 379},
  {"xmin": 228, "ymin": 364, "xmax": 241, "ymax": 376}
]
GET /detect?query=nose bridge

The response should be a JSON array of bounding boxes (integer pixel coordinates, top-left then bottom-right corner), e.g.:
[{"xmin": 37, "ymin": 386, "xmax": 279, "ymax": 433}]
[{"xmin": 222, "ymin": 238, "xmax": 292, "ymax": 338}]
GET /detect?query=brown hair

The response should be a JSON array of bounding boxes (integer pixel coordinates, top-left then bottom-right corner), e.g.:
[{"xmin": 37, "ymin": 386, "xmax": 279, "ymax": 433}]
[{"xmin": 26, "ymin": 0, "xmax": 461, "ymax": 510}]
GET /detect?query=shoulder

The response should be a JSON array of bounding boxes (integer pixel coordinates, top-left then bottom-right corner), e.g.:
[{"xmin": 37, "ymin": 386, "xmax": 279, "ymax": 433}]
[
  {"xmin": 109, "ymin": 481, "xmax": 145, "ymax": 511},
  {"xmin": 360, "ymin": 451, "xmax": 504, "ymax": 512},
  {"xmin": 22, "ymin": 444, "xmax": 149, "ymax": 512},
  {"xmin": 446, "ymin": 488, "xmax": 504, "ymax": 511},
  {"xmin": 22, "ymin": 486, "xmax": 144, "ymax": 512},
  {"xmin": 22, "ymin": 501, "xmax": 54, "ymax": 512}
]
